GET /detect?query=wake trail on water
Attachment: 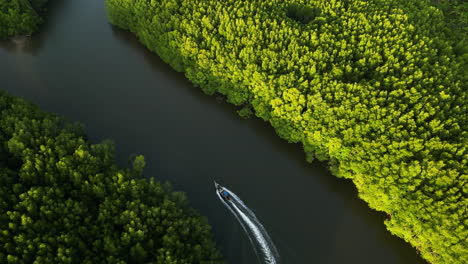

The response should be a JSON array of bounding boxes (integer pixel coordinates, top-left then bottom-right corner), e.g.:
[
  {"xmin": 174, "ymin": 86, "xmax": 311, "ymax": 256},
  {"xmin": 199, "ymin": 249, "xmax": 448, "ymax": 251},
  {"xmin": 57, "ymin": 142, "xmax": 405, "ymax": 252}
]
[
  {"xmin": 216, "ymin": 192, "xmax": 262, "ymax": 264},
  {"xmin": 216, "ymin": 186, "xmax": 280, "ymax": 264}
]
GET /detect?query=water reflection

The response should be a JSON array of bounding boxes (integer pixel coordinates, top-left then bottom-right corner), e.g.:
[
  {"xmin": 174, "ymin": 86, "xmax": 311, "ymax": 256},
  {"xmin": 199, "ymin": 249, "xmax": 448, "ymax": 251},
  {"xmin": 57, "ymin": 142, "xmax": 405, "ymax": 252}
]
[
  {"xmin": 111, "ymin": 26, "xmax": 205, "ymax": 97},
  {"xmin": 0, "ymin": 0, "xmax": 66, "ymax": 55}
]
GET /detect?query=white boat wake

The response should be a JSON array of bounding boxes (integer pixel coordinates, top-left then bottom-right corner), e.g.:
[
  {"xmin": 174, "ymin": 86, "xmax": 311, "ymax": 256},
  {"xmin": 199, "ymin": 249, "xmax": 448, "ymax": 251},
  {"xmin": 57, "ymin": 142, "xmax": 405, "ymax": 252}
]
[{"xmin": 215, "ymin": 182, "xmax": 280, "ymax": 264}]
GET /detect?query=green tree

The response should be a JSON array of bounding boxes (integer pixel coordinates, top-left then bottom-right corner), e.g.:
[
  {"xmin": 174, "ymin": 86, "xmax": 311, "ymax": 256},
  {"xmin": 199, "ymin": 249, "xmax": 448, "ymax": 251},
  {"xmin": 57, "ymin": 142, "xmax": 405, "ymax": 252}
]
[{"xmin": 0, "ymin": 90, "xmax": 224, "ymax": 263}]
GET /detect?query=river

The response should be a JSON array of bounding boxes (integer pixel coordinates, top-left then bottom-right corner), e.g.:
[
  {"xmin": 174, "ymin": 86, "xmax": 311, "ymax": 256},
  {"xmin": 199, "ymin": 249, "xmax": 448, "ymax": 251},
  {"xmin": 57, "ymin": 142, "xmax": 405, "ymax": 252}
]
[{"xmin": 0, "ymin": 1, "xmax": 425, "ymax": 263}]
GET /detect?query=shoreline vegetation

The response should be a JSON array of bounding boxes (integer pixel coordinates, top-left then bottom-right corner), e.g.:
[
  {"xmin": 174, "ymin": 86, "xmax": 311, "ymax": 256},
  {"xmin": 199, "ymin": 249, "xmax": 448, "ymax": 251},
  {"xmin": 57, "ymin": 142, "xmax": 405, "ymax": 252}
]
[
  {"xmin": 105, "ymin": 0, "xmax": 467, "ymax": 263},
  {"xmin": 0, "ymin": 0, "xmax": 50, "ymax": 40},
  {"xmin": 0, "ymin": 91, "xmax": 224, "ymax": 262}
]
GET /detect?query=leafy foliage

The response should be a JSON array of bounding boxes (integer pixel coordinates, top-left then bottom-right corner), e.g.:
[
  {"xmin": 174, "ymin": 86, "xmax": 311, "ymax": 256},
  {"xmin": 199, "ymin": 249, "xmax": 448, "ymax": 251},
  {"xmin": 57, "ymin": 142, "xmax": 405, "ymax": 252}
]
[
  {"xmin": 0, "ymin": 90, "xmax": 223, "ymax": 263},
  {"xmin": 286, "ymin": 3, "xmax": 322, "ymax": 24},
  {"xmin": 0, "ymin": 0, "xmax": 50, "ymax": 39},
  {"xmin": 106, "ymin": 0, "xmax": 467, "ymax": 263}
]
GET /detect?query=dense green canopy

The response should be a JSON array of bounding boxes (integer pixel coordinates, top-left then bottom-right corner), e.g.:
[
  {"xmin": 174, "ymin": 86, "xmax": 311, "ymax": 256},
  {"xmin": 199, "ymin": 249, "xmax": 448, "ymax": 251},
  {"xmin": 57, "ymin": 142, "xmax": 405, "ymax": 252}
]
[
  {"xmin": 106, "ymin": 0, "xmax": 467, "ymax": 263},
  {"xmin": 0, "ymin": 90, "xmax": 223, "ymax": 263},
  {"xmin": 0, "ymin": 0, "xmax": 50, "ymax": 39}
]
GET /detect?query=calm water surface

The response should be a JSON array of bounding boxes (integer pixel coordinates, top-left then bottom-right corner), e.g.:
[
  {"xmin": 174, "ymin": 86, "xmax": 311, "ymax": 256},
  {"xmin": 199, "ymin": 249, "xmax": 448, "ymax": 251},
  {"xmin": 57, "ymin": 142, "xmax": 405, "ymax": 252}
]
[{"xmin": 0, "ymin": 1, "xmax": 425, "ymax": 263}]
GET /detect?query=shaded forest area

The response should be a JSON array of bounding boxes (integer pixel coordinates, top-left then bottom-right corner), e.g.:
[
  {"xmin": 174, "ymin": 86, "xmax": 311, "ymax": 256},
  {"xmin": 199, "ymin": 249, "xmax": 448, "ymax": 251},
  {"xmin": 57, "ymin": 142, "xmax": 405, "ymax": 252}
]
[
  {"xmin": 0, "ymin": 0, "xmax": 50, "ymax": 39},
  {"xmin": 0, "ymin": 90, "xmax": 224, "ymax": 263},
  {"xmin": 105, "ymin": 0, "xmax": 467, "ymax": 263}
]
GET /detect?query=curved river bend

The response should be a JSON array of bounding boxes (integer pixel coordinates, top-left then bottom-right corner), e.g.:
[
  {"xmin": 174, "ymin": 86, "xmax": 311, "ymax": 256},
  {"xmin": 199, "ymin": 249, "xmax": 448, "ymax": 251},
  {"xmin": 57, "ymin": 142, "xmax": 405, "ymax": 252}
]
[{"xmin": 0, "ymin": 1, "xmax": 425, "ymax": 263}]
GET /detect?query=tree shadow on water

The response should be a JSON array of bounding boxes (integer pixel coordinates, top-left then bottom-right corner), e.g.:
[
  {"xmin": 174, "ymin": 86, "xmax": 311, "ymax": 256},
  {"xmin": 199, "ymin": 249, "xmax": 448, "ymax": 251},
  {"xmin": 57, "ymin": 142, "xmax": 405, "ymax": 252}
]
[
  {"xmin": 239, "ymin": 120, "xmax": 426, "ymax": 263},
  {"xmin": 0, "ymin": 0, "xmax": 67, "ymax": 55},
  {"xmin": 110, "ymin": 26, "xmax": 235, "ymax": 110}
]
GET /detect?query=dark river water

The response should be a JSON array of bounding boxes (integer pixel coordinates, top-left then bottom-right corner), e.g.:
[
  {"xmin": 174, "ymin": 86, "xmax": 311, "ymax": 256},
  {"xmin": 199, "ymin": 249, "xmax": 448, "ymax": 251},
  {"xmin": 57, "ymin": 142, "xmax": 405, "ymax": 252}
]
[{"xmin": 0, "ymin": 1, "xmax": 425, "ymax": 263}]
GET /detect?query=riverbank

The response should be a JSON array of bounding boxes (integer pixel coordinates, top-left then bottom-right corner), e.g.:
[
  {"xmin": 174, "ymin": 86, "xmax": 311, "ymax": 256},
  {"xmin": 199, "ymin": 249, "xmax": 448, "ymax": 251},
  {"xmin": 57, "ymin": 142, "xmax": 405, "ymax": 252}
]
[
  {"xmin": 0, "ymin": 0, "xmax": 49, "ymax": 40},
  {"xmin": 0, "ymin": 89, "xmax": 224, "ymax": 263},
  {"xmin": 105, "ymin": 0, "xmax": 467, "ymax": 263}
]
